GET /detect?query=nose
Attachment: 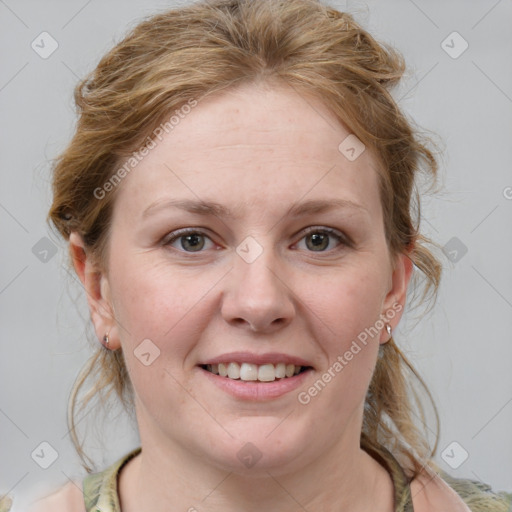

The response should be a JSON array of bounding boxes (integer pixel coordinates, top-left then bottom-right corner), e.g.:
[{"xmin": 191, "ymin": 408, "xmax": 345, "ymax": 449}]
[{"xmin": 221, "ymin": 245, "xmax": 295, "ymax": 334}]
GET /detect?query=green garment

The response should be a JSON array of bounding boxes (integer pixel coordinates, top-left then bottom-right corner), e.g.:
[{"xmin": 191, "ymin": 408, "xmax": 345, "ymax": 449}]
[
  {"xmin": 4, "ymin": 442, "xmax": 511, "ymax": 511},
  {"xmin": 80, "ymin": 443, "xmax": 512, "ymax": 512}
]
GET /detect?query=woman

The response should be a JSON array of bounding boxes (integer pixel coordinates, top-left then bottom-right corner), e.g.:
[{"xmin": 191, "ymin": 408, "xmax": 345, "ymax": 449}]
[{"xmin": 12, "ymin": 0, "xmax": 510, "ymax": 510}]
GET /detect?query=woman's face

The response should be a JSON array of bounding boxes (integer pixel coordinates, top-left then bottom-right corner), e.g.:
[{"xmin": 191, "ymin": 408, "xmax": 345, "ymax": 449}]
[{"xmin": 79, "ymin": 82, "xmax": 411, "ymax": 475}]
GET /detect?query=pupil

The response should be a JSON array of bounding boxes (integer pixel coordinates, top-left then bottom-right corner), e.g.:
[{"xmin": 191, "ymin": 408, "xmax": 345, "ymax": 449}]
[
  {"xmin": 183, "ymin": 234, "xmax": 204, "ymax": 251},
  {"xmin": 180, "ymin": 233, "xmax": 329, "ymax": 252},
  {"xmin": 308, "ymin": 233, "xmax": 328, "ymax": 251}
]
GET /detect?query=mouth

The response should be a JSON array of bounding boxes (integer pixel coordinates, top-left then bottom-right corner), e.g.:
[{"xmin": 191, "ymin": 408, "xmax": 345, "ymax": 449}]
[
  {"xmin": 199, "ymin": 362, "xmax": 313, "ymax": 382},
  {"xmin": 197, "ymin": 352, "xmax": 314, "ymax": 400}
]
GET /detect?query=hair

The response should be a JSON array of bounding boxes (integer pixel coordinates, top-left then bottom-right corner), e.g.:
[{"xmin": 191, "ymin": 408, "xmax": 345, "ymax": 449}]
[{"xmin": 49, "ymin": 0, "xmax": 443, "ymax": 477}]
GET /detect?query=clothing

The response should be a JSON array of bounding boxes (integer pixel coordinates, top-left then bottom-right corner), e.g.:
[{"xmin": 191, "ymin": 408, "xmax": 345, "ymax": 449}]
[
  {"xmin": 81, "ymin": 443, "xmax": 414, "ymax": 511},
  {"xmin": 5, "ymin": 442, "xmax": 510, "ymax": 511},
  {"xmin": 79, "ymin": 442, "xmax": 512, "ymax": 512},
  {"xmin": 0, "ymin": 496, "xmax": 12, "ymax": 512}
]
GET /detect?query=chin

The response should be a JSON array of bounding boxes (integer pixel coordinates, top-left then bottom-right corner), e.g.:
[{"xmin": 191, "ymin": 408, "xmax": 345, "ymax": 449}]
[{"xmin": 203, "ymin": 418, "xmax": 312, "ymax": 475}]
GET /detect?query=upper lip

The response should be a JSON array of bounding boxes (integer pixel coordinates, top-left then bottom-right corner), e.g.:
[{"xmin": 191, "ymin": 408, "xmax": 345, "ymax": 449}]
[{"xmin": 199, "ymin": 352, "xmax": 314, "ymax": 368}]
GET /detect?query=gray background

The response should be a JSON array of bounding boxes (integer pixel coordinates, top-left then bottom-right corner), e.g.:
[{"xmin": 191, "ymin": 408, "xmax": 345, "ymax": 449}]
[{"xmin": 1, "ymin": 0, "xmax": 511, "ymax": 509}]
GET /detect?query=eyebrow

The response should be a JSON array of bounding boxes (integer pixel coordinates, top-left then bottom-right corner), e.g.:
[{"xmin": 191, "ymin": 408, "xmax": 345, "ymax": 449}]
[{"xmin": 141, "ymin": 197, "xmax": 368, "ymax": 220}]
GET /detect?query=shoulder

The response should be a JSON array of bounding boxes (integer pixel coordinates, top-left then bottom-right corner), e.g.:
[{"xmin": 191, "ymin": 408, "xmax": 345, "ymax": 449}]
[
  {"xmin": 27, "ymin": 447, "xmax": 141, "ymax": 512},
  {"xmin": 27, "ymin": 481, "xmax": 85, "ymax": 512},
  {"xmin": 0, "ymin": 495, "xmax": 13, "ymax": 512},
  {"xmin": 411, "ymin": 466, "xmax": 512, "ymax": 512},
  {"xmin": 411, "ymin": 469, "xmax": 472, "ymax": 511}
]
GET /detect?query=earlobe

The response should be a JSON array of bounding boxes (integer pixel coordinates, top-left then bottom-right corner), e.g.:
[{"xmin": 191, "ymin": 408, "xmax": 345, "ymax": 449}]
[{"xmin": 69, "ymin": 232, "xmax": 121, "ymax": 350}]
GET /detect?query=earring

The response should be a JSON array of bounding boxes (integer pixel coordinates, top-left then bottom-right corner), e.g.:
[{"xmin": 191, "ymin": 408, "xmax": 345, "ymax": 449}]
[
  {"xmin": 385, "ymin": 323, "xmax": 392, "ymax": 338},
  {"xmin": 102, "ymin": 332, "xmax": 110, "ymax": 348}
]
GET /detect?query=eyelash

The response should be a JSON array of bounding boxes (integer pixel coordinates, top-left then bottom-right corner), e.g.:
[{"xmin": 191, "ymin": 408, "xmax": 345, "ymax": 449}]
[{"xmin": 162, "ymin": 226, "xmax": 351, "ymax": 254}]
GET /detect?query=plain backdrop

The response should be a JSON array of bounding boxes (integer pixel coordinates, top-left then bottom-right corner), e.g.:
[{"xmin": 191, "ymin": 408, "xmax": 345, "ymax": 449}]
[{"xmin": 1, "ymin": 0, "xmax": 511, "ymax": 509}]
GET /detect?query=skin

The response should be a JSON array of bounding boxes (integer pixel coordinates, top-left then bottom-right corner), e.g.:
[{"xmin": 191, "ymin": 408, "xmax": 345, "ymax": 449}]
[{"xmin": 67, "ymin": 81, "xmax": 421, "ymax": 511}]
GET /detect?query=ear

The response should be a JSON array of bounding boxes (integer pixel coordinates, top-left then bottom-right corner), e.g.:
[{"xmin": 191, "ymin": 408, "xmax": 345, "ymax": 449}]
[
  {"xmin": 379, "ymin": 251, "xmax": 414, "ymax": 344},
  {"xmin": 69, "ymin": 232, "xmax": 121, "ymax": 350}
]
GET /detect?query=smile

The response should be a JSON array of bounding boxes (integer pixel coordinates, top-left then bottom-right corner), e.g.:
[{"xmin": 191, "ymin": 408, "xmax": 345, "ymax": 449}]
[{"xmin": 200, "ymin": 362, "xmax": 311, "ymax": 382}]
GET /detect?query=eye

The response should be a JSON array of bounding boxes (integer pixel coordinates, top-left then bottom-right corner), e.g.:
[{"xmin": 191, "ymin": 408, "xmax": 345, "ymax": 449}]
[
  {"xmin": 162, "ymin": 226, "xmax": 350, "ymax": 254},
  {"xmin": 295, "ymin": 227, "xmax": 349, "ymax": 252},
  {"xmin": 162, "ymin": 229, "xmax": 215, "ymax": 253}
]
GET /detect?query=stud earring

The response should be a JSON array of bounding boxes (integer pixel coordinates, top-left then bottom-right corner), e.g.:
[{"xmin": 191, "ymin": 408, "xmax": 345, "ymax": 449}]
[
  {"xmin": 102, "ymin": 332, "xmax": 110, "ymax": 348},
  {"xmin": 385, "ymin": 323, "xmax": 392, "ymax": 338}
]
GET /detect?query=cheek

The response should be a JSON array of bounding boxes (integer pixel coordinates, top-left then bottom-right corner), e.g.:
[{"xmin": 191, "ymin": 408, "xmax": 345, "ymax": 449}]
[
  {"xmin": 298, "ymin": 265, "xmax": 385, "ymax": 409},
  {"xmin": 108, "ymin": 260, "xmax": 212, "ymax": 406},
  {"xmin": 109, "ymin": 257, "xmax": 221, "ymax": 356},
  {"xmin": 309, "ymin": 263, "xmax": 387, "ymax": 345}
]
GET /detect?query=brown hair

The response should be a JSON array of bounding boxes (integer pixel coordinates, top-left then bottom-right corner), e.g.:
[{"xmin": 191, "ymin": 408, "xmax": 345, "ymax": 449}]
[{"xmin": 49, "ymin": 0, "xmax": 442, "ymax": 476}]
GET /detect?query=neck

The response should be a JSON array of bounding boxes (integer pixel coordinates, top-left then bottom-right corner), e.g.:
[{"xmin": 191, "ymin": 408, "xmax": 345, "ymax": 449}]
[{"xmin": 118, "ymin": 425, "xmax": 394, "ymax": 512}]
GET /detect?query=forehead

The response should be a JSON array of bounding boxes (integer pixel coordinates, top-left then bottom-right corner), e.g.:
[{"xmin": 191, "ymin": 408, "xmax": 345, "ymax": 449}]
[{"xmin": 112, "ymin": 82, "xmax": 382, "ymax": 222}]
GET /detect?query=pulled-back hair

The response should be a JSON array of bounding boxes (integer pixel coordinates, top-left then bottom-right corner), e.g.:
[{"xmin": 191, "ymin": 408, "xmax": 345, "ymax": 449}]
[{"xmin": 49, "ymin": 0, "xmax": 442, "ymax": 476}]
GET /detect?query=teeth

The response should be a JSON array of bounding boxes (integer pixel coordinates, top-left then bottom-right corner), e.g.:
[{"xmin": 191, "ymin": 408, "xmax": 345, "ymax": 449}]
[
  {"xmin": 203, "ymin": 362, "xmax": 306, "ymax": 382},
  {"xmin": 258, "ymin": 364, "xmax": 276, "ymax": 382},
  {"xmin": 227, "ymin": 362, "xmax": 240, "ymax": 379},
  {"xmin": 218, "ymin": 363, "xmax": 228, "ymax": 377},
  {"xmin": 275, "ymin": 363, "xmax": 286, "ymax": 379},
  {"xmin": 240, "ymin": 363, "xmax": 258, "ymax": 381}
]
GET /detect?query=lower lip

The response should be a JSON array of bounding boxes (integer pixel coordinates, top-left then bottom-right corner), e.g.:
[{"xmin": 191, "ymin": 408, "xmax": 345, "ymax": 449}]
[{"xmin": 198, "ymin": 367, "xmax": 313, "ymax": 401}]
